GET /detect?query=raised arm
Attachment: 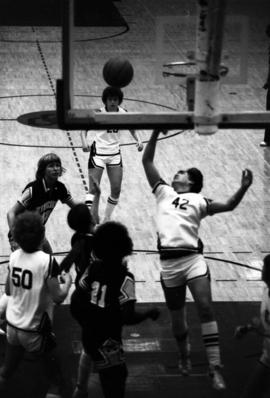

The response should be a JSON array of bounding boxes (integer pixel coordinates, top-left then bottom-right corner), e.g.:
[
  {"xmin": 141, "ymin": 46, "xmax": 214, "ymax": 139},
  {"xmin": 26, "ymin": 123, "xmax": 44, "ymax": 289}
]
[
  {"xmin": 208, "ymin": 169, "xmax": 253, "ymax": 215},
  {"xmin": 142, "ymin": 130, "xmax": 162, "ymax": 188}
]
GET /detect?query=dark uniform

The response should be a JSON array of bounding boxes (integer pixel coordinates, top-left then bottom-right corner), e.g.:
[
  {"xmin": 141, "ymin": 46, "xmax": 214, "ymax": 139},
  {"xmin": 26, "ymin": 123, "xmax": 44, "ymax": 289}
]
[
  {"xmin": 70, "ymin": 259, "xmax": 136, "ymax": 398},
  {"xmin": 18, "ymin": 178, "xmax": 72, "ymax": 224}
]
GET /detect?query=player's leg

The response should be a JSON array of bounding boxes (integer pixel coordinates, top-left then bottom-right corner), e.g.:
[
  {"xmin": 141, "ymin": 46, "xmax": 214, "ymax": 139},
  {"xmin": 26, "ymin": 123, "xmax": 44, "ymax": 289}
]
[
  {"xmin": 98, "ymin": 363, "xmax": 128, "ymax": 398},
  {"xmin": 88, "ymin": 157, "xmax": 104, "ymax": 224},
  {"xmin": 72, "ymin": 349, "xmax": 92, "ymax": 398},
  {"xmin": 188, "ymin": 275, "xmax": 225, "ymax": 390},
  {"xmin": 0, "ymin": 326, "xmax": 25, "ymax": 389},
  {"xmin": 160, "ymin": 277, "xmax": 191, "ymax": 375},
  {"xmin": 103, "ymin": 157, "xmax": 123, "ymax": 223}
]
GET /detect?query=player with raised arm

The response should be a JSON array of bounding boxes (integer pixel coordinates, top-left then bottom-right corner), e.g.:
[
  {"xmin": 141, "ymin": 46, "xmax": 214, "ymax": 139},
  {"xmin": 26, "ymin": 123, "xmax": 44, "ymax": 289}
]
[{"xmin": 142, "ymin": 129, "xmax": 253, "ymax": 390}]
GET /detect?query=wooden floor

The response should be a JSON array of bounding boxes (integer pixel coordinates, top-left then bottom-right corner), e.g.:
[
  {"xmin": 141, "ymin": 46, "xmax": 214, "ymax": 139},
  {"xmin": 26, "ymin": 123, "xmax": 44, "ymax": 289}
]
[{"xmin": 0, "ymin": 0, "xmax": 270, "ymax": 303}]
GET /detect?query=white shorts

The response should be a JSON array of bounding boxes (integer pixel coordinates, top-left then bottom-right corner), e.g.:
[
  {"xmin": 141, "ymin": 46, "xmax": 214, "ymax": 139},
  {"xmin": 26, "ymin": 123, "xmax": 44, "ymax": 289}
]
[
  {"xmin": 89, "ymin": 151, "xmax": 122, "ymax": 169},
  {"xmin": 7, "ymin": 324, "xmax": 43, "ymax": 352},
  {"xmin": 161, "ymin": 253, "xmax": 208, "ymax": 288}
]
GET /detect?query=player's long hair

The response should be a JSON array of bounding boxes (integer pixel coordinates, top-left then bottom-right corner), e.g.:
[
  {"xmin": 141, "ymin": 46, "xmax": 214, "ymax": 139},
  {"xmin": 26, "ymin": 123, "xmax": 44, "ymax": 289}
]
[
  {"xmin": 93, "ymin": 221, "xmax": 133, "ymax": 262},
  {"xmin": 12, "ymin": 211, "xmax": 45, "ymax": 253},
  {"xmin": 36, "ymin": 153, "xmax": 66, "ymax": 180}
]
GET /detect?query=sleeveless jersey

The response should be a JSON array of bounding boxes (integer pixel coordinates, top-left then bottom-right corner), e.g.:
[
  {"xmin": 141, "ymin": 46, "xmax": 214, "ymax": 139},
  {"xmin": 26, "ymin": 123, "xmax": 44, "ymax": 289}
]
[
  {"xmin": 153, "ymin": 180, "xmax": 210, "ymax": 257},
  {"xmin": 6, "ymin": 249, "xmax": 59, "ymax": 331}
]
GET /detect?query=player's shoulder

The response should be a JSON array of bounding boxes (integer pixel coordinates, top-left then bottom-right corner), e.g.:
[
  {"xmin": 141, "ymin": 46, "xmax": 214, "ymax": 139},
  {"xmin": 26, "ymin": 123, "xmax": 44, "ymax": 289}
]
[{"xmin": 152, "ymin": 178, "xmax": 170, "ymax": 194}]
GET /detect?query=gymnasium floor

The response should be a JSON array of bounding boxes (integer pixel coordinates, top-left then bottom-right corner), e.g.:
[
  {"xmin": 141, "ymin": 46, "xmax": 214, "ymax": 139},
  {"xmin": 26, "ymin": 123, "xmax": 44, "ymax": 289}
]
[{"xmin": 0, "ymin": 0, "xmax": 270, "ymax": 397}]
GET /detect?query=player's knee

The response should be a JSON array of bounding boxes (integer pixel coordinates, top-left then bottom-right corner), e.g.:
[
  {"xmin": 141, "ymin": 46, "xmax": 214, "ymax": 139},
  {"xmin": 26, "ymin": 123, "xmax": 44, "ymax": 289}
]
[
  {"xmin": 110, "ymin": 187, "xmax": 121, "ymax": 198},
  {"xmin": 197, "ymin": 302, "xmax": 214, "ymax": 322}
]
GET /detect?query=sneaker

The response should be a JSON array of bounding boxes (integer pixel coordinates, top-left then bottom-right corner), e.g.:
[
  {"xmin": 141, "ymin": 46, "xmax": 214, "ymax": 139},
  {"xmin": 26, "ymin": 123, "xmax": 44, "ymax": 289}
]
[
  {"xmin": 178, "ymin": 355, "xmax": 192, "ymax": 376},
  {"xmin": 209, "ymin": 366, "xmax": 226, "ymax": 390},
  {"xmin": 260, "ymin": 141, "xmax": 270, "ymax": 147}
]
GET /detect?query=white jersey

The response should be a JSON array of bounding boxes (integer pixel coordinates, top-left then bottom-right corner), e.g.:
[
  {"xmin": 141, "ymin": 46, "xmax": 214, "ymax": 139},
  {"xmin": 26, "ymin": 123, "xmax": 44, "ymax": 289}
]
[
  {"xmin": 153, "ymin": 181, "xmax": 210, "ymax": 257},
  {"xmin": 6, "ymin": 249, "xmax": 59, "ymax": 331},
  {"xmin": 261, "ymin": 286, "xmax": 270, "ymax": 335},
  {"xmin": 92, "ymin": 106, "xmax": 127, "ymax": 155}
]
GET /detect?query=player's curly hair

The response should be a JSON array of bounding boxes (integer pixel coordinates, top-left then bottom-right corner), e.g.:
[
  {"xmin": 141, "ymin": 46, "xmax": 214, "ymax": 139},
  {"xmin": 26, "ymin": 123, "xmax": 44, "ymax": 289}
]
[
  {"xmin": 67, "ymin": 203, "xmax": 94, "ymax": 233},
  {"xmin": 102, "ymin": 86, "xmax": 123, "ymax": 105},
  {"xmin": 36, "ymin": 153, "xmax": 66, "ymax": 180},
  {"xmin": 12, "ymin": 211, "xmax": 45, "ymax": 253},
  {"xmin": 93, "ymin": 221, "xmax": 133, "ymax": 261}
]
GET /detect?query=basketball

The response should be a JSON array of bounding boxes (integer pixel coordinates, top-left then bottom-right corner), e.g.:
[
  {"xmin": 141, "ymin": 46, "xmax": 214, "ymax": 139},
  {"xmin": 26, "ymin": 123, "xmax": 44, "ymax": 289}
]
[{"xmin": 103, "ymin": 57, "xmax": 134, "ymax": 88}]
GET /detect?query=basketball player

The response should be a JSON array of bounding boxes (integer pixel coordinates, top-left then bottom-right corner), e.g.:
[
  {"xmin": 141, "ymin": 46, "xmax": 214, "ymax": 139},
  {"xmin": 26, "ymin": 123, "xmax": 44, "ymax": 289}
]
[
  {"xmin": 0, "ymin": 211, "xmax": 72, "ymax": 397},
  {"xmin": 235, "ymin": 254, "xmax": 270, "ymax": 398},
  {"xmin": 142, "ymin": 129, "xmax": 253, "ymax": 390},
  {"xmin": 7, "ymin": 153, "xmax": 76, "ymax": 254},
  {"xmin": 70, "ymin": 221, "xmax": 160, "ymax": 398},
  {"xmin": 81, "ymin": 86, "xmax": 143, "ymax": 224}
]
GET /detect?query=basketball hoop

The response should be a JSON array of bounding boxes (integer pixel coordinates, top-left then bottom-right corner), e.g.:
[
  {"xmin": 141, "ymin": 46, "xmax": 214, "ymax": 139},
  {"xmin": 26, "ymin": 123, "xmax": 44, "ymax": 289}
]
[{"xmin": 162, "ymin": 60, "xmax": 229, "ymax": 80}]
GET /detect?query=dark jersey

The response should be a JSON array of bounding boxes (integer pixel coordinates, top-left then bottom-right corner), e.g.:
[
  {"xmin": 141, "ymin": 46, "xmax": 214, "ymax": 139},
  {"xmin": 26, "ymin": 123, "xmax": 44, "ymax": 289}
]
[
  {"xmin": 18, "ymin": 178, "xmax": 72, "ymax": 225},
  {"xmin": 70, "ymin": 260, "xmax": 136, "ymax": 362},
  {"xmin": 60, "ymin": 232, "xmax": 93, "ymax": 286}
]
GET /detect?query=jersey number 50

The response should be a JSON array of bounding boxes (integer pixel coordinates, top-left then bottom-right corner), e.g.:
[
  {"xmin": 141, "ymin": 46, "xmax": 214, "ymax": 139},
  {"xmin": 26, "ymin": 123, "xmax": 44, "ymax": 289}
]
[{"xmin": 11, "ymin": 267, "xmax": 33, "ymax": 289}]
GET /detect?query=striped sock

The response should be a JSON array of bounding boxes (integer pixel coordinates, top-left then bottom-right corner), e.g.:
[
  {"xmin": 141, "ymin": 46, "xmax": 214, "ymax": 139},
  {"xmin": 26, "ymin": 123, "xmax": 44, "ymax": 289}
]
[
  {"xmin": 103, "ymin": 196, "xmax": 119, "ymax": 221},
  {"xmin": 85, "ymin": 193, "xmax": 94, "ymax": 210},
  {"xmin": 201, "ymin": 321, "xmax": 221, "ymax": 368}
]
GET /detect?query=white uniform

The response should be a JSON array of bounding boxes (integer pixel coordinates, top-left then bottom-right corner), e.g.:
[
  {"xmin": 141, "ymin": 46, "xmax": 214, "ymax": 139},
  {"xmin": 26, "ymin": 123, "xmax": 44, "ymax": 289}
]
[
  {"xmin": 153, "ymin": 180, "xmax": 211, "ymax": 287},
  {"xmin": 260, "ymin": 286, "xmax": 270, "ymax": 367},
  {"xmin": 6, "ymin": 249, "xmax": 58, "ymax": 331},
  {"xmin": 93, "ymin": 106, "xmax": 127, "ymax": 155},
  {"xmin": 88, "ymin": 106, "xmax": 127, "ymax": 169}
]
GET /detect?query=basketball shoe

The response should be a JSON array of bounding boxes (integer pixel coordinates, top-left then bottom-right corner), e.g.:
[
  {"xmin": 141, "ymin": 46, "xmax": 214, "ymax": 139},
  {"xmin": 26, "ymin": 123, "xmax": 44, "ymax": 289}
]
[{"xmin": 209, "ymin": 365, "xmax": 226, "ymax": 390}]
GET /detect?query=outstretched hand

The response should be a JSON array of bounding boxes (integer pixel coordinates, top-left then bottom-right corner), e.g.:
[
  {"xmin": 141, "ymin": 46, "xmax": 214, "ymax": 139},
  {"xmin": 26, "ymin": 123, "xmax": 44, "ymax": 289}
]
[{"xmin": 241, "ymin": 169, "xmax": 253, "ymax": 188}]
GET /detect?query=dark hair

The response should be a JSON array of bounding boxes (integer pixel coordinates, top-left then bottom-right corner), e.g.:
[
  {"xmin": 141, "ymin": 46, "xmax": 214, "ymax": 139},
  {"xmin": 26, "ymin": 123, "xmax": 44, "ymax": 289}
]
[
  {"xmin": 93, "ymin": 221, "xmax": 133, "ymax": 261},
  {"xmin": 67, "ymin": 203, "xmax": 94, "ymax": 233},
  {"xmin": 187, "ymin": 167, "xmax": 203, "ymax": 193},
  {"xmin": 36, "ymin": 153, "xmax": 65, "ymax": 180},
  {"xmin": 262, "ymin": 254, "xmax": 270, "ymax": 283},
  {"xmin": 12, "ymin": 211, "xmax": 45, "ymax": 253},
  {"xmin": 102, "ymin": 86, "xmax": 123, "ymax": 105}
]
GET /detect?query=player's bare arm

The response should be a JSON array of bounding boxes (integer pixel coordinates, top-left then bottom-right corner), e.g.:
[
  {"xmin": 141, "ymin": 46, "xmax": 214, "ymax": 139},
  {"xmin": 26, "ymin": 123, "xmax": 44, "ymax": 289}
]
[
  {"xmin": 130, "ymin": 129, "xmax": 144, "ymax": 151},
  {"xmin": 208, "ymin": 169, "xmax": 253, "ymax": 215},
  {"xmin": 7, "ymin": 202, "xmax": 25, "ymax": 231},
  {"xmin": 47, "ymin": 272, "xmax": 72, "ymax": 304},
  {"xmin": 142, "ymin": 130, "xmax": 163, "ymax": 188}
]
